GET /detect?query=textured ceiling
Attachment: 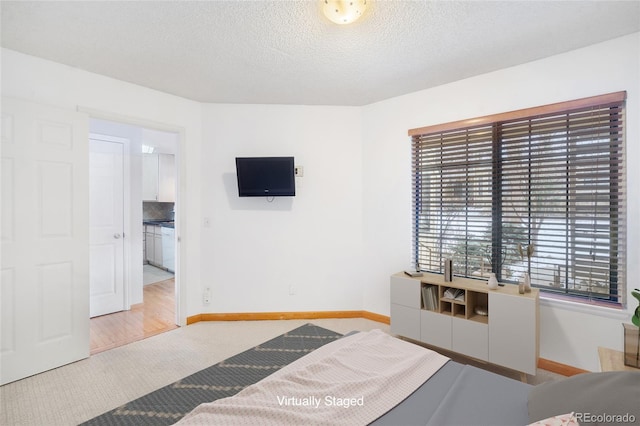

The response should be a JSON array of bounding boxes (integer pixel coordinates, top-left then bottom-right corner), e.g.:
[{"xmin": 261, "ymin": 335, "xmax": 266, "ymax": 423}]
[{"xmin": 2, "ymin": 1, "xmax": 639, "ymax": 106}]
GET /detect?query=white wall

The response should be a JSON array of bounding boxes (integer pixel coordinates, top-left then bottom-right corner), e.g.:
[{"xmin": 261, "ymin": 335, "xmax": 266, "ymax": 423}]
[
  {"xmin": 361, "ymin": 32, "xmax": 640, "ymax": 371},
  {"xmin": 200, "ymin": 104, "xmax": 364, "ymax": 312},
  {"xmin": 1, "ymin": 48, "xmax": 203, "ymax": 322}
]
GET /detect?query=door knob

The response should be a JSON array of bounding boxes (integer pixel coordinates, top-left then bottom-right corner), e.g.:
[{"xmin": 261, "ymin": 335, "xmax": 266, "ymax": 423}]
[{"xmin": 114, "ymin": 233, "xmax": 122, "ymax": 239}]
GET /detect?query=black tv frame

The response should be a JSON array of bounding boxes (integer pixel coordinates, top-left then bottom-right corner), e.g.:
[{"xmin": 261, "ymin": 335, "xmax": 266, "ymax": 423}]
[{"xmin": 235, "ymin": 156, "xmax": 296, "ymax": 197}]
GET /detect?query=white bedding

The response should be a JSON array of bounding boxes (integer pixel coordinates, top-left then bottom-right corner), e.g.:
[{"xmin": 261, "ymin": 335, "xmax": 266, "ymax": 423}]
[{"xmin": 175, "ymin": 329, "xmax": 449, "ymax": 425}]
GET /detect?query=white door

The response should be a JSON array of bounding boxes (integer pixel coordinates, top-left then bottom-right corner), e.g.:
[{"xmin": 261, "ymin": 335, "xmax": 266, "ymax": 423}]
[
  {"xmin": 1, "ymin": 97, "xmax": 90, "ymax": 385},
  {"xmin": 89, "ymin": 138, "xmax": 125, "ymax": 317}
]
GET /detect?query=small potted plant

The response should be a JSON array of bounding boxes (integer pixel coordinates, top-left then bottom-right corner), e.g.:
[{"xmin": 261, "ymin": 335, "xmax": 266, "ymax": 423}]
[{"xmin": 624, "ymin": 288, "xmax": 640, "ymax": 368}]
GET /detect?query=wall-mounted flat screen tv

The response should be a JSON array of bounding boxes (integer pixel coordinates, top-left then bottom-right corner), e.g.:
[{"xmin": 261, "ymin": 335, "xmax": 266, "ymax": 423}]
[{"xmin": 235, "ymin": 157, "xmax": 296, "ymax": 197}]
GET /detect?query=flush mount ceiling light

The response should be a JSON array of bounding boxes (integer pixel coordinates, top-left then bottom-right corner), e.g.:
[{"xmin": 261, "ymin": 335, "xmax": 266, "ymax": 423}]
[{"xmin": 322, "ymin": 0, "xmax": 368, "ymax": 25}]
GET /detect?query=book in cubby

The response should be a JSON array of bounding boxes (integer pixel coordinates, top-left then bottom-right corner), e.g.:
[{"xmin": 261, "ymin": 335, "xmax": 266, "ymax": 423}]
[
  {"xmin": 442, "ymin": 287, "xmax": 465, "ymax": 302},
  {"xmin": 421, "ymin": 284, "xmax": 439, "ymax": 311}
]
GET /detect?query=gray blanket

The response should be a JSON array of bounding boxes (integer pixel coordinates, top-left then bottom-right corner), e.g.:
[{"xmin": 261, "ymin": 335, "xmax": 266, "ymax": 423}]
[{"xmin": 372, "ymin": 361, "xmax": 531, "ymax": 426}]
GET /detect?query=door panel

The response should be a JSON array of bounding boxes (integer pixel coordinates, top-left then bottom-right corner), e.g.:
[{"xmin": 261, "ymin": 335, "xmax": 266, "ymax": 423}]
[
  {"xmin": 1, "ymin": 97, "xmax": 89, "ymax": 385},
  {"xmin": 90, "ymin": 244, "xmax": 117, "ymax": 295},
  {"xmin": 38, "ymin": 262, "xmax": 74, "ymax": 341},
  {"xmin": 1, "ymin": 158, "xmax": 14, "ymax": 242},
  {"xmin": 1, "ymin": 268, "xmax": 16, "ymax": 354},
  {"xmin": 39, "ymin": 161, "xmax": 73, "ymax": 236},
  {"xmin": 89, "ymin": 138, "xmax": 125, "ymax": 317}
]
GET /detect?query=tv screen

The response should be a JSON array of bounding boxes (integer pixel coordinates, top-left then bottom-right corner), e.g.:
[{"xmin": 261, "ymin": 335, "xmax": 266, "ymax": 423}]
[{"xmin": 235, "ymin": 157, "xmax": 296, "ymax": 197}]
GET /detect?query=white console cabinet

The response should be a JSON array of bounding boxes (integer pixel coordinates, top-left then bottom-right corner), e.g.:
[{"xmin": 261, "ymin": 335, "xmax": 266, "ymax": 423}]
[{"xmin": 390, "ymin": 272, "xmax": 539, "ymax": 375}]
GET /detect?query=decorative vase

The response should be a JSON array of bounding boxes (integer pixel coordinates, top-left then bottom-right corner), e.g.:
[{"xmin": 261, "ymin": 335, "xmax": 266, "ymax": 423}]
[
  {"xmin": 523, "ymin": 272, "xmax": 531, "ymax": 293},
  {"xmin": 487, "ymin": 273, "xmax": 499, "ymax": 290}
]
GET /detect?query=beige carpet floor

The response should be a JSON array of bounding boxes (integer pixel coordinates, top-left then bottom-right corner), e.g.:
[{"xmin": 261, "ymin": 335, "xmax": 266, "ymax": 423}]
[{"xmin": 0, "ymin": 318, "xmax": 562, "ymax": 426}]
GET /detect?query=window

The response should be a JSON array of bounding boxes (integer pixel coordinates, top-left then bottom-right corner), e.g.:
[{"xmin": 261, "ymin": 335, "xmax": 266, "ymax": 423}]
[{"xmin": 410, "ymin": 92, "xmax": 626, "ymax": 305}]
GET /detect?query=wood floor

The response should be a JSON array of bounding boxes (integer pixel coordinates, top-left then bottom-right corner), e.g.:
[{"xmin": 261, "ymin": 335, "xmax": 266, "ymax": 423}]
[{"xmin": 90, "ymin": 278, "xmax": 178, "ymax": 355}]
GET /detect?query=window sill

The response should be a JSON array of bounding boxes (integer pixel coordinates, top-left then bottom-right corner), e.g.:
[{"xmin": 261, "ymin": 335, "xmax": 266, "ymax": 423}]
[{"xmin": 540, "ymin": 294, "xmax": 629, "ymax": 321}]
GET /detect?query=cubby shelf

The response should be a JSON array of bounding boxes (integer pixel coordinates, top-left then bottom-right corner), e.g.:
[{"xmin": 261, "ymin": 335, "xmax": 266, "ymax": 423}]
[{"xmin": 422, "ymin": 282, "xmax": 490, "ymax": 325}]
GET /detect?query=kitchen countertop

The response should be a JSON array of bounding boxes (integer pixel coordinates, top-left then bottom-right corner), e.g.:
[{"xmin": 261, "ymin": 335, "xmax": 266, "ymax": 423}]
[{"xmin": 144, "ymin": 220, "xmax": 174, "ymax": 229}]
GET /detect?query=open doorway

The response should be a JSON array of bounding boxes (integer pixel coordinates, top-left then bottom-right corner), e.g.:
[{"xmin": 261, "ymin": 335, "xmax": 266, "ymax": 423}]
[{"xmin": 88, "ymin": 119, "xmax": 180, "ymax": 355}]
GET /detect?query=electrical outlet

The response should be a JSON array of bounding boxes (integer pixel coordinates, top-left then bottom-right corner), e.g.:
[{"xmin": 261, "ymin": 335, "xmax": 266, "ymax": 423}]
[
  {"xmin": 203, "ymin": 287, "xmax": 211, "ymax": 304},
  {"xmin": 288, "ymin": 285, "xmax": 296, "ymax": 296},
  {"xmin": 295, "ymin": 166, "xmax": 304, "ymax": 177}
]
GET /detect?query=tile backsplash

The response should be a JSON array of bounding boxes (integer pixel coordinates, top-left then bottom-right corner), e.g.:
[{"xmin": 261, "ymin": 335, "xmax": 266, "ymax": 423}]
[{"xmin": 143, "ymin": 202, "xmax": 174, "ymax": 221}]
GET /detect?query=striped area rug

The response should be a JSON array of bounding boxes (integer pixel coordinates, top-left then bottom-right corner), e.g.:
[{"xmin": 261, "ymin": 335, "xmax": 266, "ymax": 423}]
[{"xmin": 82, "ymin": 323, "xmax": 342, "ymax": 426}]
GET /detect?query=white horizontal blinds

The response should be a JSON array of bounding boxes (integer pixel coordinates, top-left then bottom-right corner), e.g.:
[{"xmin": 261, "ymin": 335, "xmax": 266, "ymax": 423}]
[
  {"xmin": 412, "ymin": 125, "xmax": 493, "ymax": 276},
  {"xmin": 500, "ymin": 103, "xmax": 625, "ymax": 301},
  {"xmin": 410, "ymin": 92, "xmax": 626, "ymax": 303}
]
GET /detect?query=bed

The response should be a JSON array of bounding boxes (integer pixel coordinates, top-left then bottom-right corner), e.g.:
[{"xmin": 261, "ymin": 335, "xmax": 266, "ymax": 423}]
[{"xmin": 175, "ymin": 329, "xmax": 640, "ymax": 425}]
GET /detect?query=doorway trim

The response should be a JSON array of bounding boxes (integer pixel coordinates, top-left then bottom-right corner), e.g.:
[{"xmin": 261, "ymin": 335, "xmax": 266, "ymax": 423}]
[
  {"xmin": 89, "ymin": 132, "xmax": 132, "ymax": 313},
  {"xmin": 79, "ymin": 106, "xmax": 186, "ymax": 327}
]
